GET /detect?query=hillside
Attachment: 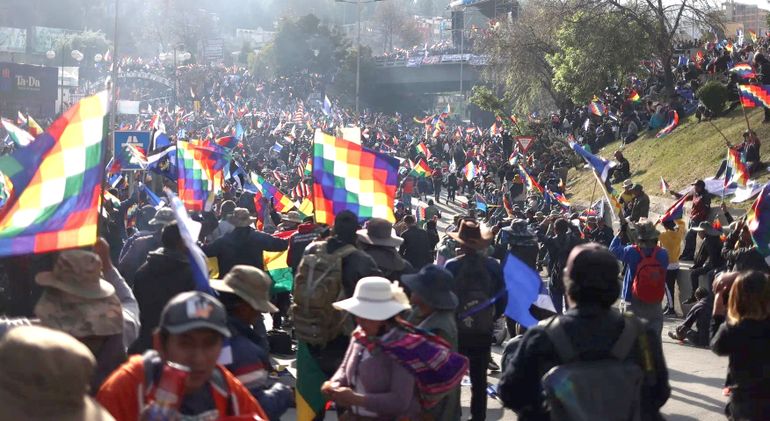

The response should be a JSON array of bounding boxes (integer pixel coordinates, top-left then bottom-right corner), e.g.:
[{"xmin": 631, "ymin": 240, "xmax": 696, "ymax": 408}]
[{"xmin": 567, "ymin": 107, "xmax": 770, "ymax": 213}]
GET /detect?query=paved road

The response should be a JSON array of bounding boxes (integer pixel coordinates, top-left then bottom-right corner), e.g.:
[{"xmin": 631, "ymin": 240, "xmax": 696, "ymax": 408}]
[{"xmin": 277, "ymin": 192, "xmax": 730, "ymax": 420}]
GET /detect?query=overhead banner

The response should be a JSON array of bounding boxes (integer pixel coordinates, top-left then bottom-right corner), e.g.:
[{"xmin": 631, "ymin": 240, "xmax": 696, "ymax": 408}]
[{"xmin": 0, "ymin": 27, "xmax": 27, "ymax": 53}]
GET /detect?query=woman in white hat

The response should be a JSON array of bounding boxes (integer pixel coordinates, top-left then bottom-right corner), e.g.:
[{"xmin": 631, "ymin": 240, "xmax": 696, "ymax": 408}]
[{"xmin": 321, "ymin": 277, "xmax": 421, "ymax": 419}]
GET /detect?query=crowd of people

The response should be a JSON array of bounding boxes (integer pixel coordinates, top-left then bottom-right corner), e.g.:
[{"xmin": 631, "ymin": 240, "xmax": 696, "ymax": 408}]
[{"xmin": 2, "ymin": 28, "xmax": 770, "ymax": 421}]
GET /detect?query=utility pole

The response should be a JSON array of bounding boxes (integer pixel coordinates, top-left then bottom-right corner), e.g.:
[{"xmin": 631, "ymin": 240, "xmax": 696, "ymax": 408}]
[
  {"xmin": 108, "ymin": 0, "xmax": 119, "ymax": 161},
  {"xmin": 356, "ymin": 0, "xmax": 361, "ymax": 117}
]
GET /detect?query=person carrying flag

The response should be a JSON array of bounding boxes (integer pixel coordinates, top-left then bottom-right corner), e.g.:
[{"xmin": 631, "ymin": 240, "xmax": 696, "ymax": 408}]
[{"xmin": 670, "ymin": 179, "xmax": 713, "ymax": 261}]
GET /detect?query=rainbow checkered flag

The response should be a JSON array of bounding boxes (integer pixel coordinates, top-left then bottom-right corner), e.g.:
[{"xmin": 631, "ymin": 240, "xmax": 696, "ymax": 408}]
[
  {"xmin": 0, "ymin": 91, "xmax": 109, "ymax": 256},
  {"xmin": 738, "ymin": 84, "xmax": 770, "ymax": 108},
  {"xmin": 176, "ymin": 141, "xmax": 230, "ymax": 211},
  {"xmin": 312, "ymin": 129, "xmax": 399, "ymax": 224}
]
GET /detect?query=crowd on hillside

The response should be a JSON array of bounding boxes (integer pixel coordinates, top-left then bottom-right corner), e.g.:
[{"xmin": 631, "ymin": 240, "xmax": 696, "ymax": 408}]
[{"xmin": 1, "ymin": 31, "xmax": 770, "ymax": 421}]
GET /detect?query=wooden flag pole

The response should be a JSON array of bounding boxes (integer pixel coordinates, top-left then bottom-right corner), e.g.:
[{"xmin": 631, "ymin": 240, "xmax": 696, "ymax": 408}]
[{"xmin": 707, "ymin": 120, "xmax": 731, "ymax": 145}]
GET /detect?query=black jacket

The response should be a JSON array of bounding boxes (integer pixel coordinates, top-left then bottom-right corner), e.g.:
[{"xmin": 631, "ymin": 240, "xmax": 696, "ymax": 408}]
[
  {"xmin": 399, "ymin": 226, "xmax": 434, "ymax": 270},
  {"xmin": 130, "ymin": 248, "xmax": 196, "ymax": 353},
  {"xmin": 361, "ymin": 244, "xmax": 415, "ymax": 281},
  {"xmin": 694, "ymin": 235, "xmax": 725, "ymax": 271},
  {"xmin": 499, "ymin": 306, "xmax": 670, "ymax": 421},
  {"xmin": 711, "ymin": 319, "xmax": 770, "ymax": 419},
  {"xmin": 721, "ymin": 240, "xmax": 769, "ymax": 273},
  {"xmin": 202, "ymin": 226, "xmax": 289, "ymax": 275},
  {"xmin": 326, "ymin": 237, "xmax": 382, "ymax": 297}
]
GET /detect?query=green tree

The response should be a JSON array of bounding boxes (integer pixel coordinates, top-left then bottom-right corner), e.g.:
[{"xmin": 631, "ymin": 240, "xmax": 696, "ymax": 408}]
[
  {"xmin": 469, "ymin": 85, "xmax": 512, "ymax": 117},
  {"xmin": 373, "ymin": 1, "xmax": 424, "ymax": 52},
  {"xmin": 581, "ymin": 0, "xmax": 722, "ymax": 96},
  {"xmin": 252, "ymin": 14, "xmax": 373, "ymax": 103},
  {"xmin": 546, "ymin": 10, "xmax": 653, "ymax": 103},
  {"xmin": 475, "ymin": 1, "xmax": 567, "ymax": 113}
]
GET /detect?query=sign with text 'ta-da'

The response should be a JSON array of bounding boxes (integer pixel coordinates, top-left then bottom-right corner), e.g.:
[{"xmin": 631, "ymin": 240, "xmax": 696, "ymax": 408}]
[{"xmin": 114, "ymin": 131, "xmax": 150, "ymax": 171}]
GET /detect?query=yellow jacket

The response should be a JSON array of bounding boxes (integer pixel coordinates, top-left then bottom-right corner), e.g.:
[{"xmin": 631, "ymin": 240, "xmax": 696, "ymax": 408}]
[{"xmin": 658, "ymin": 219, "xmax": 686, "ymax": 268}]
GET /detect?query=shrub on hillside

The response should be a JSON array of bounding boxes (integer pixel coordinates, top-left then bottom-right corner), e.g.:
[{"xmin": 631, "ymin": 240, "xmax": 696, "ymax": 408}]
[{"xmin": 697, "ymin": 81, "xmax": 728, "ymax": 116}]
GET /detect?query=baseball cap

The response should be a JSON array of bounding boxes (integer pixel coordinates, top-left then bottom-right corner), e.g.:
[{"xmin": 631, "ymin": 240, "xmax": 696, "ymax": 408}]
[{"xmin": 159, "ymin": 291, "xmax": 230, "ymax": 338}]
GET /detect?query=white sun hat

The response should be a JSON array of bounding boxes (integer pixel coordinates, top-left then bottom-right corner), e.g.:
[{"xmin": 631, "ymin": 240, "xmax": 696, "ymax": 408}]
[{"xmin": 333, "ymin": 277, "xmax": 411, "ymax": 321}]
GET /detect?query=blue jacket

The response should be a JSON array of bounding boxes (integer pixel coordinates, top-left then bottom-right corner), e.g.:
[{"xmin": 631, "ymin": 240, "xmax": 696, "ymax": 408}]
[
  {"xmin": 224, "ymin": 317, "xmax": 292, "ymax": 420},
  {"xmin": 609, "ymin": 236, "xmax": 669, "ymax": 302}
]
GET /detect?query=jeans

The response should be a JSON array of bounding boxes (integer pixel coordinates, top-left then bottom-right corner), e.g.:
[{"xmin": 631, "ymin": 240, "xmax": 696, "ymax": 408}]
[
  {"xmin": 664, "ymin": 268, "xmax": 679, "ymax": 311},
  {"xmin": 681, "ymin": 220, "xmax": 702, "ymax": 260},
  {"xmin": 550, "ymin": 286, "xmax": 565, "ymax": 315},
  {"xmin": 270, "ymin": 291, "xmax": 291, "ymax": 330},
  {"xmin": 447, "ymin": 186, "xmax": 456, "ymax": 202},
  {"xmin": 628, "ymin": 297, "xmax": 663, "ymax": 339},
  {"xmin": 458, "ymin": 343, "xmax": 491, "ymax": 421}
]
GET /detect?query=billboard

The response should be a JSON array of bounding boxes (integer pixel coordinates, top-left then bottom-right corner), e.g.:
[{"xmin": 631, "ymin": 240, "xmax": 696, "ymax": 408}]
[
  {"xmin": 0, "ymin": 62, "xmax": 58, "ymax": 117},
  {"xmin": 0, "ymin": 27, "xmax": 27, "ymax": 53},
  {"xmin": 30, "ymin": 27, "xmax": 75, "ymax": 54}
]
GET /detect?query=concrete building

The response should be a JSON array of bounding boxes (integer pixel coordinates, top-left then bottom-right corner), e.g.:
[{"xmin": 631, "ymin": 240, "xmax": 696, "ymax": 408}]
[{"xmin": 723, "ymin": 1, "xmax": 769, "ymax": 36}]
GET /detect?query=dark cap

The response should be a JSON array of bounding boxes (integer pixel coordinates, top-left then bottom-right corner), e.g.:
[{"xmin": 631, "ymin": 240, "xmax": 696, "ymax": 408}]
[
  {"xmin": 333, "ymin": 210, "xmax": 359, "ymax": 242},
  {"xmin": 564, "ymin": 243, "xmax": 619, "ymax": 292},
  {"xmin": 691, "ymin": 179, "xmax": 705, "ymax": 187},
  {"xmin": 159, "ymin": 292, "xmax": 230, "ymax": 337}
]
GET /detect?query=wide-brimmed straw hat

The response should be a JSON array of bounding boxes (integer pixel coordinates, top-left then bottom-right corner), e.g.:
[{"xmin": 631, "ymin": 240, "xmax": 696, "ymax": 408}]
[
  {"xmin": 357, "ymin": 218, "xmax": 403, "ymax": 248},
  {"xmin": 210, "ymin": 265, "xmax": 278, "ymax": 313},
  {"xmin": 692, "ymin": 221, "xmax": 721, "ymax": 236},
  {"xmin": 35, "ymin": 250, "xmax": 114, "ymax": 299},
  {"xmin": 230, "ymin": 208, "xmax": 256, "ymax": 227},
  {"xmin": 281, "ymin": 211, "xmax": 304, "ymax": 224},
  {"xmin": 447, "ymin": 219, "xmax": 493, "ymax": 250},
  {"xmin": 333, "ymin": 277, "xmax": 411, "ymax": 321},
  {"xmin": 0, "ymin": 326, "xmax": 115, "ymax": 420}
]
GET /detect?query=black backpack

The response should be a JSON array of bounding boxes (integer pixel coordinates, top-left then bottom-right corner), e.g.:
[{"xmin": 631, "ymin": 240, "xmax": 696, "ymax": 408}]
[
  {"xmin": 540, "ymin": 314, "xmax": 646, "ymax": 421},
  {"xmin": 454, "ymin": 255, "xmax": 498, "ymax": 336}
]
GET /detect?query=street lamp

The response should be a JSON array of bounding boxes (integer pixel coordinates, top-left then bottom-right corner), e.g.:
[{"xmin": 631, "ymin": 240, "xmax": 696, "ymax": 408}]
[
  {"xmin": 52, "ymin": 48, "xmax": 83, "ymax": 114},
  {"xmin": 335, "ymin": 0, "xmax": 384, "ymax": 117}
]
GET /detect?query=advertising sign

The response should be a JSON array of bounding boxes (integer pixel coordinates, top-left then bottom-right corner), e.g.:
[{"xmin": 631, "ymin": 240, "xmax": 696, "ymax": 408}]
[{"xmin": 0, "ymin": 27, "xmax": 27, "ymax": 53}]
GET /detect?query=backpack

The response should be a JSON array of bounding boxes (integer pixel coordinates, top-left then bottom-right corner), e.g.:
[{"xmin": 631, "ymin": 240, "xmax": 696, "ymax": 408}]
[
  {"xmin": 631, "ymin": 246, "xmax": 666, "ymax": 303},
  {"xmin": 292, "ymin": 240, "xmax": 358, "ymax": 346},
  {"xmin": 454, "ymin": 255, "xmax": 497, "ymax": 337},
  {"xmin": 352, "ymin": 321, "xmax": 469, "ymax": 409},
  {"xmin": 541, "ymin": 314, "xmax": 645, "ymax": 421}
]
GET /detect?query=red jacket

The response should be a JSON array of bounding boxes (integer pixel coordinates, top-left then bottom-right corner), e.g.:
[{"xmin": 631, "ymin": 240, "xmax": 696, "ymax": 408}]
[{"xmin": 97, "ymin": 354, "xmax": 268, "ymax": 421}]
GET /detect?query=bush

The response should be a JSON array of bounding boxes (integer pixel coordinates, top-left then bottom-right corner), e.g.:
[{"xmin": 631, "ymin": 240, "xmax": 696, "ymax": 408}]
[{"xmin": 697, "ymin": 81, "xmax": 728, "ymax": 116}]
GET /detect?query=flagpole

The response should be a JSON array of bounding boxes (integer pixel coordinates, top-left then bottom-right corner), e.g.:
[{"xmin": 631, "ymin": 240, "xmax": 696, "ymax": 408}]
[
  {"xmin": 707, "ymin": 120, "xmax": 731, "ymax": 146},
  {"xmin": 588, "ymin": 175, "xmax": 598, "ymax": 210},
  {"xmin": 739, "ymin": 99, "xmax": 753, "ymax": 132},
  {"xmin": 99, "ymin": 0, "xmax": 120, "ymax": 238}
]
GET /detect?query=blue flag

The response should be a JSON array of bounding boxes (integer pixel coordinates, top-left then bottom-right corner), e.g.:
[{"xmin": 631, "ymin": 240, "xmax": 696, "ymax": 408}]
[
  {"xmin": 141, "ymin": 184, "xmax": 163, "ymax": 207},
  {"xmin": 147, "ymin": 145, "xmax": 178, "ymax": 181},
  {"xmin": 569, "ymin": 139, "xmax": 614, "ymax": 181},
  {"xmin": 503, "ymin": 253, "xmax": 540, "ymax": 328}
]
